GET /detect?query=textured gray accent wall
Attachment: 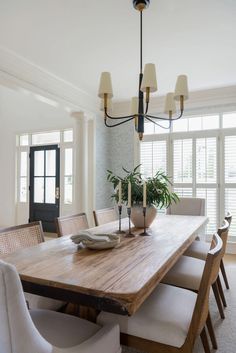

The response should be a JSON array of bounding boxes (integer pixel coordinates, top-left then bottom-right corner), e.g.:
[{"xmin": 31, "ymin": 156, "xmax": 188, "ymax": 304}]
[
  {"xmin": 109, "ymin": 121, "xmax": 135, "ymax": 176},
  {"xmin": 95, "ymin": 116, "xmax": 113, "ymax": 209},
  {"xmin": 95, "ymin": 117, "xmax": 135, "ymax": 209}
]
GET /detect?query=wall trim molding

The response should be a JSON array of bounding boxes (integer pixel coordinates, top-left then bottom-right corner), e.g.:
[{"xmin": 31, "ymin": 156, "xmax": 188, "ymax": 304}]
[
  {"xmin": 113, "ymin": 85, "xmax": 236, "ymax": 116},
  {"xmin": 0, "ymin": 46, "xmax": 99, "ymax": 116}
]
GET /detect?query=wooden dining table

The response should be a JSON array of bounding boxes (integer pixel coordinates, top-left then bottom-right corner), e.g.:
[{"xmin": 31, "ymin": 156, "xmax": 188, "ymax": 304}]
[{"xmin": 2, "ymin": 214, "xmax": 208, "ymax": 317}]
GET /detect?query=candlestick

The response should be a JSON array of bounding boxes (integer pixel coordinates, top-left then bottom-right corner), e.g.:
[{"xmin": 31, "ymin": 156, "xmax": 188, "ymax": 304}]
[
  {"xmin": 143, "ymin": 181, "xmax": 146, "ymax": 208},
  {"xmin": 118, "ymin": 181, "xmax": 122, "ymax": 206},
  {"xmin": 125, "ymin": 207, "xmax": 135, "ymax": 237},
  {"xmin": 128, "ymin": 182, "xmax": 131, "ymax": 208},
  {"xmin": 140, "ymin": 207, "xmax": 152, "ymax": 236},
  {"xmin": 115, "ymin": 205, "xmax": 126, "ymax": 234}
]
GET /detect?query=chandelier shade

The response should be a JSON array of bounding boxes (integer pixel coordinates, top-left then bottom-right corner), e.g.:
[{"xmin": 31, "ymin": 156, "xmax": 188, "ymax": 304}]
[
  {"xmin": 141, "ymin": 63, "xmax": 158, "ymax": 93},
  {"xmin": 98, "ymin": 0, "xmax": 189, "ymax": 140}
]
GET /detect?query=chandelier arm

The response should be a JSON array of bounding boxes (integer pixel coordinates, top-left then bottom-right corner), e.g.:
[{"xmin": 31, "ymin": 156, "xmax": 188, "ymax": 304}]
[
  {"xmin": 146, "ymin": 110, "xmax": 184, "ymax": 121},
  {"xmin": 105, "ymin": 109, "xmax": 136, "ymax": 120},
  {"xmin": 145, "ymin": 101, "xmax": 149, "ymax": 115},
  {"xmin": 104, "ymin": 116, "xmax": 135, "ymax": 128},
  {"xmin": 145, "ymin": 116, "xmax": 172, "ymax": 129}
]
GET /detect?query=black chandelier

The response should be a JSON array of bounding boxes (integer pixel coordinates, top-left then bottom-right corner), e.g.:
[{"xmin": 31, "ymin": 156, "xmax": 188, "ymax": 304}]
[{"xmin": 98, "ymin": 0, "xmax": 189, "ymax": 141}]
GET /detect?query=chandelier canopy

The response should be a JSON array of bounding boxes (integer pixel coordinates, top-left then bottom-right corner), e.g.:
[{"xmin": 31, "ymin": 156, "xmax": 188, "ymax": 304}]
[{"xmin": 98, "ymin": 0, "xmax": 189, "ymax": 141}]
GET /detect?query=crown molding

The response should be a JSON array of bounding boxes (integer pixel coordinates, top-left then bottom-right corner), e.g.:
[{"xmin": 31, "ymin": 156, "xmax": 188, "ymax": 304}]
[
  {"xmin": 0, "ymin": 46, "xmax": 99, "ymax": 117},
  {"xmin": 113, "ymin": 85, "xmax": 236, "ymax": 116}
]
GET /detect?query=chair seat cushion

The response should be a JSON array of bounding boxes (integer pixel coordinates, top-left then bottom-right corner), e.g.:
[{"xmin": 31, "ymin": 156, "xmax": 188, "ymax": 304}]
[
  {"xmin": 30, "ymin": 309, "xmax": 101, "ymax": 348},
  {"xmin": 97, "ymin": 283, "xmax": 197, "ymax": 348},
  {"xmin": 184, "ymin": 240, "xmax": 210, "ymax": 260},
  {"xmin": 161, "ymin": 256, "xmax": 205, "ymax": 291},
  {"xmin": 25, "ymin": 292, "xmax": 64, "ymax": 311}
]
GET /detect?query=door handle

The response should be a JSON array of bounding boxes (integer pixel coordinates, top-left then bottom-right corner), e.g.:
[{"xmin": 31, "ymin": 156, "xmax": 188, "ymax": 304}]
[{"xmin": 55, "ymin": 187, "xmax": 60, "ymax": 200}]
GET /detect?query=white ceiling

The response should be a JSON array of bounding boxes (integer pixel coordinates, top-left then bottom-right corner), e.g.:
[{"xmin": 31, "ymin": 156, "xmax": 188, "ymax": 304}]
[{"xmin": 0, "ymin": 0, "xmax": 236, "ymax": 101}]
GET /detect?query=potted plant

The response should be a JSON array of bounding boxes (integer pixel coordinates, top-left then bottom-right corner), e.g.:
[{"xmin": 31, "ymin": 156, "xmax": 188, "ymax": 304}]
[{"xmin": 107, "ymin": 165, "xmax": 179, "ymax": 228}]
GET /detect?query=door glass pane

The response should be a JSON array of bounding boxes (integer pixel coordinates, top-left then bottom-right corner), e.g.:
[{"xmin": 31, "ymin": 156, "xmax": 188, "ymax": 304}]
[
  {"xmin": 46, "ymin": 150, "xmax": 56, "ymax": 176},
  {"xmin": 45, "ymin": 178, "xmax": 56, "ymax": 204},
  {"xmin": 65, "ymin": 148, "xmax": 73, "ymax": 175},
  {"xmin": 34, "ymin": 177, "xmax": 44, "ymax": 203},
  {"xmin": 20, "ymin": 177, "xmax": 27, "ymax": 202},
  {"xmin": 34, "ymin": 151, "xmax": 44, "ymax": 176},
  {"xmin": 64, "ymin": 176, "xmax": 73, "ymax": 204},
  {"xmin": 20, "ymin": 151, "xmax": 27, "ymax": 177}
]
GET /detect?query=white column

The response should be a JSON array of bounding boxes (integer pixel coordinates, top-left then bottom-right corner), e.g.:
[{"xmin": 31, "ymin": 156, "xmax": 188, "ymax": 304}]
[
  {"xmin": 72, "ymin": 111, "xmax": 88, "ymax": 215},
  {"xmin": 71, "ymin": 111, "xmax": 96, "ymax": 226}
]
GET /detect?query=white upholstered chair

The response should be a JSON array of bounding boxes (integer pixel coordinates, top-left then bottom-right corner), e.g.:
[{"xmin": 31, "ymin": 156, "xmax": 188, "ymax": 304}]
[
  {"xmin": 0, "ymin": 260, "xmax": 121, "ymax": 353},
  {"xmin": 0, "ymin": 222, "xmax": 63, "ymax": 311},
  {"xmin": 166, "ymin": 197, "xmax": 206, "ymax": 216},
  {"xmin": 97, "ymin": 234, "xmax": 223, "ymax": 353}
]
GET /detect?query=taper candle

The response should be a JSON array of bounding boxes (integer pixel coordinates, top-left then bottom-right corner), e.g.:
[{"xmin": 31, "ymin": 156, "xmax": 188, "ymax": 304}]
[
  {"xmin": 118, "ymin": 181, "xmax": 122, "ymax": 206},
  {"xmin": 143, "ymin": 181, "xmax": 147, "ymax": 207},
  {"xmin": 128, "ymin": 182, "xmax": 131, "ymax": 208}
]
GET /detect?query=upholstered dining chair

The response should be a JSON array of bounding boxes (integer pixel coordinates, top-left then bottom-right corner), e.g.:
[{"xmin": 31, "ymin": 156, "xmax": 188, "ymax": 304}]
[
  {"xmin": 166, "ymin": 197, "xmax": 206, "ymax": 216},
  {"xmin": 0, "ymin": 260, "xmax": 121, "ymax": 353},
  {"xmin": 0, "ymin": 222, "xmax": 63, "ymax": 311},
  {"xmin": 185, "ymin": 213, "xmax": 232, "ymax": 291},
  {"xmin": 93, "ymin": 207, "xmax": 117, "ymax": 227},
  {"xmin": 161, "ymin": 220, "xmax": 229, "ymax": 320},
  {"xmin": 97, "ymin": 234, "xmax": 223, "ymax": 353},
  {"xmin": 55, "ymin": 213, "xmax": 89, "ymax": 237}
]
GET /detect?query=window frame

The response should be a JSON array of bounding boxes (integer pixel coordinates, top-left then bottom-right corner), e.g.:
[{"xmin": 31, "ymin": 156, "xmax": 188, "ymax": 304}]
[{"xmin": 139, "ymin": 112, "xmax": 236, "ymax": 241}]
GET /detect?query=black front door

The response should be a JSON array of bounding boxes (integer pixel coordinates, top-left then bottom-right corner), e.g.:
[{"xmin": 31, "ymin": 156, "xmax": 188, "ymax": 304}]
[{"xmin": 29, "ymin": 145, "xmax": 60, "ymax": 232}]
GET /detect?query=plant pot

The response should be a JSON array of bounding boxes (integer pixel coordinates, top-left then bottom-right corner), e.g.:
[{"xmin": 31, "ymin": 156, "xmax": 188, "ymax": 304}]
[{"xmin": 130, "ymin": 205, "xmax": 157, "ymax": 228}]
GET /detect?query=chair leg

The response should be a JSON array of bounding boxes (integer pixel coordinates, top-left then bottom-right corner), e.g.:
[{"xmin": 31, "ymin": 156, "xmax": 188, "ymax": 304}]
[
  {"xmin": 220, "ymin": 259, "xmax": 230, "ymax": 289},
  {"xmin": 217, "ymin": 276, "xmax": 227, "ymax": 307},
  {"xmin": 206, "ymin": 312, "xmax": 218, "ymax": 349},
  {"xmin": 200, "ymin": 327, "xmax": 211, "ymax": 353},
  {"xmin": 212, "ymin": 282, "xmax": 225, "ymax": 319}
]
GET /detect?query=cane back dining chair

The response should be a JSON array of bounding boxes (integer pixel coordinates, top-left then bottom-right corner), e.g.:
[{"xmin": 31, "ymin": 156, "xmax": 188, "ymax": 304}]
[
  {"xmin": 0, "ymin": 260, "xmax": 121, "ymax": 353},
  {"xmin": 55, "ymin": 213, "xmax": 89, "ymax": 237},
  {"xmin": 97, "ymin": 234, "xmax": 223, "ymax": 353},
  {"xmin": 0, "ymin": 221, "xmax": 63, "ymax": 311},
  {"xmin": 93, "ymin": 207, "xmax": 117, "ymax": 227}
]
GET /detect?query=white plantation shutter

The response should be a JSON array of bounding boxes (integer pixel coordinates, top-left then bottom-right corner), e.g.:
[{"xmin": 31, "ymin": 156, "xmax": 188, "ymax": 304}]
[
  {"xmin": 140, "ymin": 123, "xmax": 236, "ymax": 241},
  {"xmin": 196, "ymin": 138, "xmax": 217, "ymax": 183},
  {"xmin": 140, "ymin": 140, "xmax": 167, "ymax": 177},
  {"xmin": 225, "ymin": 189, "xmax": 236, "ymax": 238},
  {"xmin": 196, "ymin": 188, "xmax": 217, "ymax": 234},
  {"xmin": 224, "ymin": 136, "xmax": 236, "ymax": 237},
  {"xmin": 174, "ymin": 188, "xmax": 193, "ymax": 198},
  {"xmin": 225, "ymin": 136, "xmax": 236, "ymax": 184},
  {"xmin": 173, "ymin": 139, "xmax": 192, "ymax": 183}
]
